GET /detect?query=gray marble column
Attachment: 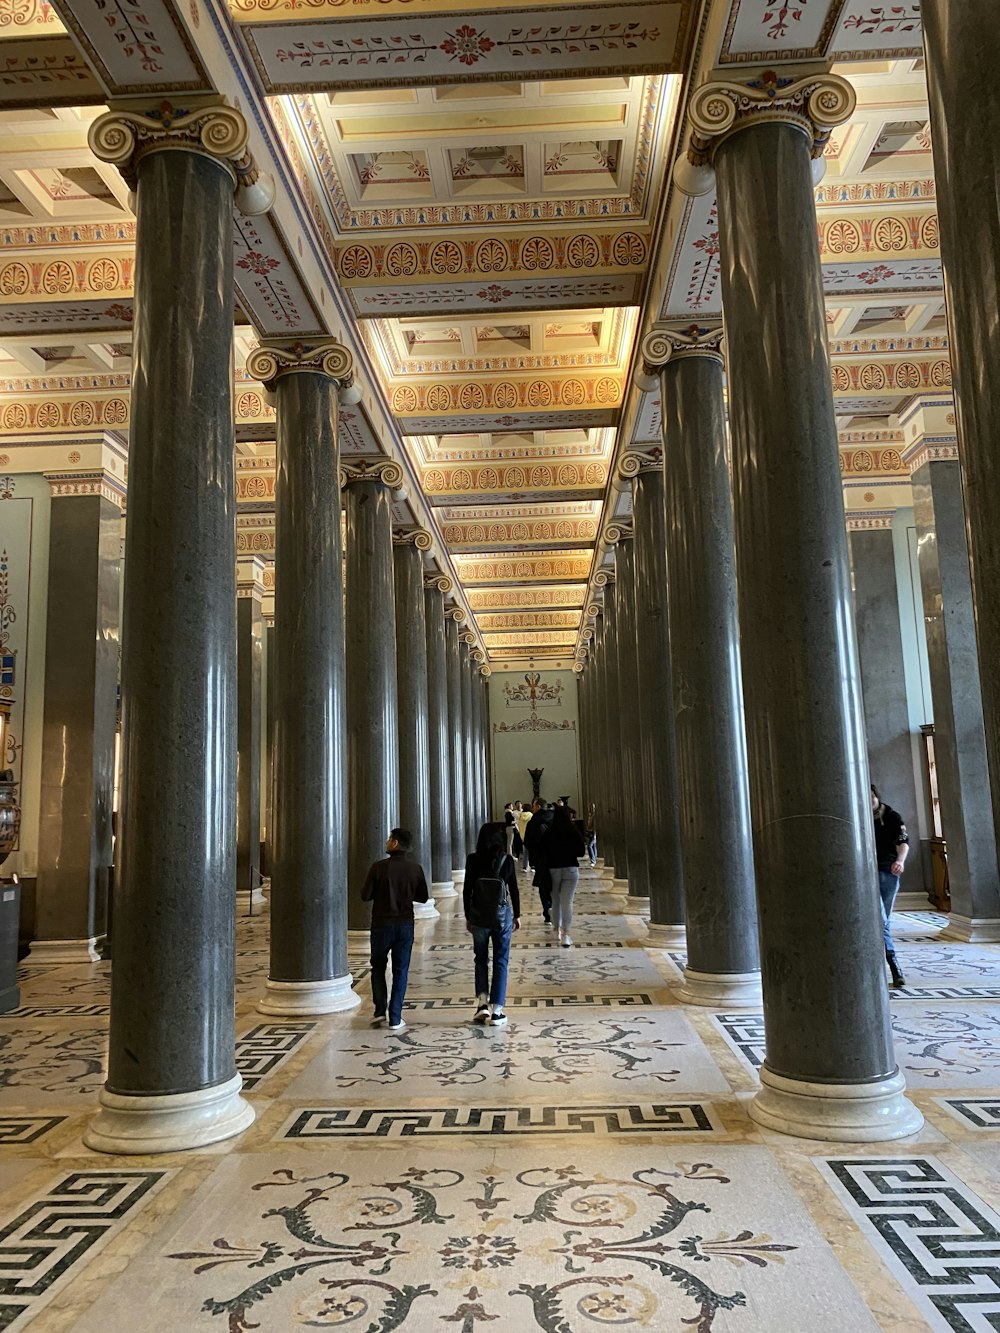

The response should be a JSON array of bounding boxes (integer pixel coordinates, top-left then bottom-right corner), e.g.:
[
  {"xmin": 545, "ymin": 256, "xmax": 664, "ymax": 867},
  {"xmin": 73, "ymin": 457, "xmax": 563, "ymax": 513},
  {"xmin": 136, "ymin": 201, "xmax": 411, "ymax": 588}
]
[
  {"xmin": 912, "ymin": 457, "xmax": 1000, "ymax": 937},
  {"xmin": 32, "ymin": 485, "xmax": 120, "ymax": 965},
  {"xmin": 641, "ymin": 332, "xmax": 761, "ymax": 1002},
  {"xmin": 698, "ymin": 73, "xmax": 920, "ymax": 1139},
  {"xmin": 923, "ymin": 0, "xmax": 1000, "ymax": 888},
  {"xmin": 263, "ymin": 618, "xmax": 275, "ymax": 879},
  {"xmin": 424, "ymin": 576, "xmax": 456, "ymax": 896},
  {"xmin": 393, "ymin": 533, "xmax": 438, "ymax": 921},
  {"xmin": 236, "ymin": 559, "xmax": 265, "ymax": 911},
  {"xmin": 84, "ymin": 106, "xmax": 256, "ymax": 1153},
  {"xmin": 591, "ymin": 614, "xmax": 615, "ymax": 873},
  {"xmin": 249, "ymin": 343, "xmax": 359, "ymax": 1014},
  {"xmin": 612, "ymin": 535, "xmax": 648, "ymax": 908},
  {"xmin": 598, "ymin": 578, "xmax": 628, "ymax": 890},
  {"xmin": 345, "ymin": 466, "xmax": 401, "ymax": 930},
  {"xmin": 460, "ymin": 640, "xmax": 478, "ymax": 845},
  {"xmin": 446, "ymin": 613, "xmax": 468, "ymax": 874},
  {"xmin": 628, "ymin": 461, "xmax": 688, "ymax": 944},
  {"xmin": 849, "ymin": 524, "xmax": 928, "ymax": 901},
  {"xmin": 577, "ymin": 665, "xmax": 591, "ymax": 832}
]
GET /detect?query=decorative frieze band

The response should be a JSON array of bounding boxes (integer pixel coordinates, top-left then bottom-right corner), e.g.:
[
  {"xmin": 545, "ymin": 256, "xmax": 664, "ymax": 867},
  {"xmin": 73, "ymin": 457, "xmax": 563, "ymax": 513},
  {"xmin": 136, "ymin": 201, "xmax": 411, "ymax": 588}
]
[
  {"xmin": 246, "ymin": 339, "xmax": 354, "ymax": 390},
  {"xmin": 675, "ymin": 70, "xmax": 856, "ymax": 197},
  {"xmin": 846, "ymin": 512, "xmax": 894, "ymax": 532},
  {"xmin": 339, "ymin": 458, "xmax": 405, "ymax": 491},
  {"xmin": 89, "ymin": 101, "xmax": 275, "ymax": 215},
  {"xmin": 45, "ymin": 471, "xmax": 126, "ymax": 507}
]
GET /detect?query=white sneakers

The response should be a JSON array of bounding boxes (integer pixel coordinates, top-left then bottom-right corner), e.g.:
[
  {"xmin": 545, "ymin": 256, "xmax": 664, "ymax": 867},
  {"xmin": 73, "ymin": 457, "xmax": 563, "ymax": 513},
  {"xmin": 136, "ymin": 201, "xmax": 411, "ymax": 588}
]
[{"xmin": 474, "ymin": 993, "xmax": 490, "ymax": 1024}]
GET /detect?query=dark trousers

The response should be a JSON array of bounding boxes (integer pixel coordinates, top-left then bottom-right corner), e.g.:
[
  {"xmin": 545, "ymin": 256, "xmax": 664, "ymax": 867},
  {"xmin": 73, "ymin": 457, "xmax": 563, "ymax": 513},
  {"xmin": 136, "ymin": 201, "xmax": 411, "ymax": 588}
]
[
  {"xmin": 370, "ymin": 920, "xmax": 414, "ymax": 1024},
  {"xmin": 534, "ymin": 866, "xmax": 552, "ymax": 920}
]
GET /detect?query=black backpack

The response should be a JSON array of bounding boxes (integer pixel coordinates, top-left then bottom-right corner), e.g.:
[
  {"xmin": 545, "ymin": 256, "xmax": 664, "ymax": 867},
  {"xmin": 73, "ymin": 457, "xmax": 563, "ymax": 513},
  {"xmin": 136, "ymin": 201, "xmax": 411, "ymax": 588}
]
[{"xmin": 468, "ymin": 860, "xmax": 511, "ymax": 927}]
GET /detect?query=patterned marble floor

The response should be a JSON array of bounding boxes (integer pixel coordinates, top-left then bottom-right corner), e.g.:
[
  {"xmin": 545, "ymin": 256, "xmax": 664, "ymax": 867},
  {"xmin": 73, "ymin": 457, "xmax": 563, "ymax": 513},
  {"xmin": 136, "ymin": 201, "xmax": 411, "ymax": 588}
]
[{"xmin": 3, "ymin": 879, "xmax": 1000, "ymax": 1331}]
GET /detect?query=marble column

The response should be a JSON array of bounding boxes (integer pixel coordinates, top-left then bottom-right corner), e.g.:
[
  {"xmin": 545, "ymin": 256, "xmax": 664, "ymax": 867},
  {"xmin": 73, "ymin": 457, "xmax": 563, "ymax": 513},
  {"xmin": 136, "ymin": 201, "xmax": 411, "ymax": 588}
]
[
  {"xmin": 344, "ymin": 464, "xmax": 401, "ymax": 931},
  {"xmin": 248, "ymin": 342, "xmax": 360, "ymax": 1014},
  {"xmin": 576, "ymin": 664, "xmax": 591, "ymax": 836},
  {"xmin": 849, "ymin": 522, "xmax": 927, "ymax": 901},
  {"xmin": 591, "ymin": 614, "xmax": 615, "ymax": 874},
  {"xmin": 627, "ymin": 458, "xmax": 688, "ymax": 945},
  {"xmin": 31, "ymin": 481, "xmax": 121, "ymax": 965},
  {"xmin": 641, "ymin": 329, "xmax": 761, "ymax": 1002},
  {"xmin": 393, "ymin": 532, "xmax": 438, "ymax": 921},
  {"xmin": 685, "ymin": 72, "xmax": 921, "ymax": 1138},
  {"xmin": 611, "ymin": 533, "xmax": 648, "ymax": 911},
  {"xmin": 912, "ymin": 455, "xmax": 1000, "ymax": 937},
  {"xmin": 84, "ymin": 103, "xmax": 257, "ymax": 1152},
  {"xmin": 262, "ymin": 616, "xmax": 275, "ymax": 879},
  {"xmin": 446, "ymin": 611, "xmax": 468, "ymax": 876},
  {"xmin": 236, "ymin": 558, "xmax": 265, "ymax": 911},
  {"xmin": 597, "ymin": 576, "xmax": 628, "ymax": 892},
  {"xmin": 460, "ymin": 638, "xmax": 478, "ymax": 844},
  {"xmin": 922, "ymin": 0, "xmax": 1000, "ymax": 884},
  {"xmin": 424, "ymin": 575, "xmax": 456, "ymax": 897}
]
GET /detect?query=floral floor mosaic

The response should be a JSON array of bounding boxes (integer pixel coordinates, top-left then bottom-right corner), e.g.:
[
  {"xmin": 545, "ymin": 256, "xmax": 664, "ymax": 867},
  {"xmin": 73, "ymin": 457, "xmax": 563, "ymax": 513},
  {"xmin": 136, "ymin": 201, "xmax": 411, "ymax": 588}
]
[{"xmin": 3, "ymin": 879, "xmax": 1000, "ymax": 1331}]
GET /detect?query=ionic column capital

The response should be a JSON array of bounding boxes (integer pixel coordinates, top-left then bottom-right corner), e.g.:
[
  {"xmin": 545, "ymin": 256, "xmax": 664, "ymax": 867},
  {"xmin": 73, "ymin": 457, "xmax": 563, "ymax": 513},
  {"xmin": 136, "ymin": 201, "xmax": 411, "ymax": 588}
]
[
  {"xmin": 603, "ymin": 522, "xmax": 634, "ymax": 546},
  {"xmin": 479, "ymin": 665, "xmax": 492, "ymax": 679},
  {"xmin": 641, "ymin": 323, "xmax": 725, "ymax": 372},
  {"xmin": 593, "ymin": 568, "xmax": 616, "ymax": 587},
  {"xmin": 674, "ymin": 69, "xmax": 856, "ymax": 197},
  {"xmin": 392, "ymin": 526, "xmax": 433, "ymax": 550},
  {"xmin": 616, "ymin": 446, "xmax": 663, "ymax": 480},
  {"xmin": 445, "ymin": 605, "xmax": 467, "ymax": 624},
  {"xmin": 88, "ymin": 99, "xmax": 275, "ymax": 215},
  {"xmin": 247, "ymin": 340, "xmax": 354, "ymax": 392},
  {"xmin": 423, "ymin": 572, "xmax": 454, "ymax": 593},
  {"xmin": 339, "ymin": 458, "xmax": 406, "ymax": 492}
]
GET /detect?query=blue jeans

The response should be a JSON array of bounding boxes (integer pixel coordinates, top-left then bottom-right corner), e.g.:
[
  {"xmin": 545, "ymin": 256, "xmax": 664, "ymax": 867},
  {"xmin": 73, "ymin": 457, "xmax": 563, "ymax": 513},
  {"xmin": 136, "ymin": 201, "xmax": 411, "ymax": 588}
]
[
  {"xmin": 370, "ymin": 921, "xmax": 414, "ymax": 1024},
  {"xmin": 550, "ymin": 865, "xmax": 579, "ymax": 933},
  {"xmin": 472, "ymin": 907, "xmax": 513, "ymax": 1008},
  {"xmin": 585, "ymin": 832, "xmax": 597, "ymax": 865},
  {"xmin": 878, "ymin": 869, "xmax": 900, "ymax": 953}
]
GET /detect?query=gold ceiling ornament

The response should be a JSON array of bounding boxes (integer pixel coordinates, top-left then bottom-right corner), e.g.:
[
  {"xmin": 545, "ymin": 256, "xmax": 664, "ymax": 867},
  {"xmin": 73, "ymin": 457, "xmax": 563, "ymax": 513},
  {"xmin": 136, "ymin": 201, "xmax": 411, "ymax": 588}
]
[
  {"xmin": 616, "ymin": 446, "xmax": 664, "ymax": 480},
  {"xmin": 602, "ymin": 522, "xmax": 634, "ymax": 546},
  {"xmin": 88, "ymin": 100, "xmax": 273, "ymax": 213},
  {"xmin": 675, "ymin": 70, "xmax": 857, "ymax": 197},
  {"xmin": 423, "ymin": 572, "xmax": 454, "ymax": 594},
  {"xmin": 640, "ymin": 323, "xmax": 725, "ymax": 371},
  {"xmin": 392, "ymin": 526, "xmax": 433, "ymax": 550},
  {"xmin": 339, "ymin": 458, "xmax": 406, "ymax": 491},
  {"xmin": 247, "ymin": 340, "xmax": 354, "ymax": 390}
]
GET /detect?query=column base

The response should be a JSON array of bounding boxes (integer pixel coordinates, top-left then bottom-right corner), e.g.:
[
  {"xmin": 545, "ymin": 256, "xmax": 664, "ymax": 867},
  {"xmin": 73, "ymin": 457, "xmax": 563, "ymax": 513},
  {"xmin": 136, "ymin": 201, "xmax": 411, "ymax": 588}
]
[
  {"xmin": 83, "ymin": 1073, "xmax": 255, "ymax": 1155},
  {"xmin": 644, "ymin": 922, "xmax": 686, "ymax": 947},
  {"xmin": 452, "ymin": 869, "xmax": 466, "ymax": 884},
  {"xmin": 236, "ymin": 885, "xmax": 268, "ymax": 909},
  {"xmin": 347, "ymin": 928, "xmax": 370, "ymax": 947},
  {"xmin": 27, "ymin": 937, "xmax": 102, "ymax": 965},
  {"xmin": 941, "ymin": 914, "xmax": 1000, "ymax": 943},
  {"xmin": 624, "ymin": 895, "xmax": 650, "ymax": 914},
  {"xmin": 258, "ymin": 973, "xmax": 362, "ymax": 1016},
  {"xmin": 675, "ymin": 967, "xmax": 762, "ymax": 1007},
  {"xmin": 431, "ymin": 880, "xmax": 458, "ymax": 899},
  {"xmin": 749, "ymin": 1065, "xmax": 924, "ymax": 1142},
  {"xmin": 609, "ymin": 878, "xmax": 629, "ymax": 896},
  {"xmin": 413, "ymin": 900, "xmax": 440, "ymax": 921}
]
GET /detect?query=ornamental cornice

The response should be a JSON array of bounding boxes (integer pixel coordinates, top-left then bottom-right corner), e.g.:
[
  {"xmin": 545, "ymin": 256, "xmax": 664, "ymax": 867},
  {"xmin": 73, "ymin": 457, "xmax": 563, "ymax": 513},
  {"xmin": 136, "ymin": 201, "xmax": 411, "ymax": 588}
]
[
  {"xmin": 641, "ymin": 323, "xmax": 724, "ymax": 370},
  {"xmin": 44, "ymin": 470, "xmax": 126, "ymax": 507},
  {"xmin": 675, "ymin": 70, "xmax": 856, "ymax": 197},
  {"xmin": 846, "ymin": 512, "xmax": 895, "ymax": 532},
  {"xmin": 392, "ymin": 526, "xmax": 433, "ymax": 550},
  {"xmin": 339, "ymin": 458, "xmax": 406, "ymax": 491},
  {"xmin": 89, "ymin": 100, "xmax": 275, "ymax": 215},
  {"xmin": 616, "ymin": 447, "xmax": 663, "ymax": 481},
  {"xmin": 246, "ymin": 339, "xmax": 354, "ymax": 390},
  {"xmin": 423, "ymin": 573, "xmax": 454, "ymax": 594},
  {"xmin": 906, "ymin": 442, "xmax": 960, "ymax": 474}
]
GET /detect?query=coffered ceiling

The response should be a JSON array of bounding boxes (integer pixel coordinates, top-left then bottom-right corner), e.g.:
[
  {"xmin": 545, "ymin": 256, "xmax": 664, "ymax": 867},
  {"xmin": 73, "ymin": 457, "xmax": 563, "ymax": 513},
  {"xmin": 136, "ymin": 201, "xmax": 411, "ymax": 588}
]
[{"xmin": 0, "ymin": 0, "xmax": 944, "ymax": 666}]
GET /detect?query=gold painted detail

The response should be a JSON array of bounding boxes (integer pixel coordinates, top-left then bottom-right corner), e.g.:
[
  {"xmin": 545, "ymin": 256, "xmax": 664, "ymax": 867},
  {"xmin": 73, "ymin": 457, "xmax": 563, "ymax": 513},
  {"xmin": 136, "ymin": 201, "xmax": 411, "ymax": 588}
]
[
  {"xmin": 456, "ymin": 553, "xmax": 592, "ymax": 584},
  {"xmin": 818, "ymin": 210, "xmax": 938, "ymax": 260},
  {"xmin": 89, "ymin": 101, "xmax": 250, "ymax": 190},
  {"xmin": 45, "ymin": 470, "xmax": 125, "ymax": 506},
  {"xmin": 423, "ymin": 461, "xmax": 607, "ymax": 495},
  {"xmin": 467, "ymin": 585, "xmax": 587, "ymax": 610},
  {"xmin": 392, "ymin": 526, "xmax": 433, "ymax": 549},
  {"xmin": 477, "ymin": 611, "xmax": 581, "ymax": 631},
  {"xmin": 340, "ymin": 458, "xmax": 406, "ymax": 489},
  {"xmin": 336, "ymin": 231, "xmax": 648, "ymax": 285},
  {"xmin": 0, "ymin": 0, "xmax": 65, "ymax": 36},
  {"xmin": 423, "ymin": 572, "xmax": 454, "ymax": 593},
  {"xmin": 0, "ymin": 253, "xmax": 133, "ymax": 303},
  {"xmin": 838, "ymin": 446, "xmax": 905, "ymax": 476},
  {"xmin": 392, "ymin": 375, "xmax": 622, "ymax": 416},
  {"xmin": 443, "ymin": 517, "xmax": 598, "ymax": 545},
  {"xmin": 247, "ymin": 339, "xmax": 353, "ymax": 388},
  {"xmin": 641, "ymin": 322, "xmax": 724, "ymax": 368},
  {"xmin": 688, "ymin": 70, "xmax": 856, "ymax": 162},
  {"xmin": 0, "ymin": 394, "xmax": 129, "ymax": 434},
  {"xmin": 831, "ymin": 356, "xmax": 950, "ymax": 397},
  {"xmin": 484, "ymin": 631, "xmax": 577, "ymax": 647}
]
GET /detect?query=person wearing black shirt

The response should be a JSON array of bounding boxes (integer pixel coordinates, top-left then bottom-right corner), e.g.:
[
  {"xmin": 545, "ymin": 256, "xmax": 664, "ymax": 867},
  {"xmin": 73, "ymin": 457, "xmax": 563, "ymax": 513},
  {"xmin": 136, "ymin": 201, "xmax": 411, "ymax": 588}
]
[
  {"xmin": 523, "ymin": 800, "xmax": 554, "ymax": 924},
  {"xmin": 546, "ymin": 805, "xmax": 586, "ymax": 947},
  {"xmin": 872, "ymin": 785, "xmax": 910, "ymax": 988},
  {"xmin": 361, "ymin": 827, "xmax": 429, "ymax": 1030},
  {"xmin": 463, "ymin": 824, "xmax": 521, "ymax": 1026}
]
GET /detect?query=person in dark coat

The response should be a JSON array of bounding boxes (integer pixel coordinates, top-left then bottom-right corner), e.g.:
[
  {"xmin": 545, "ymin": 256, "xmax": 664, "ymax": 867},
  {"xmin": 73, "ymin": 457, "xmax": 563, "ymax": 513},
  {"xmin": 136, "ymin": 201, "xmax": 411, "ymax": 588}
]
[
  {"xmin": 523, "ymin": 800, "xmax": 554, "ymax": 924},
  {"xmin": 463, "ymin": 823, "xmax": 520, "ymax": 1026},
  {"xmin": 545, "ymin": 805, "xmax": 586, "ymax": 946},
  {"xmin": 361, "ymin": 827, "xmax": 429, "ymax": 1031},
  {"xmin": 871, "ymin": 784, "xmax": 910, "ymax": 988}
]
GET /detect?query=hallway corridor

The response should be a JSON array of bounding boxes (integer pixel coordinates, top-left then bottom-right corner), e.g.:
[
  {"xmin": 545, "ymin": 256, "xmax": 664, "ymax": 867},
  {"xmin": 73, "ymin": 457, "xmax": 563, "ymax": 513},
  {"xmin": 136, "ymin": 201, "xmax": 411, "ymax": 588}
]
[{"xmin": 2, "ymin": 868, "xmax": 1000, "ymax": 1331}]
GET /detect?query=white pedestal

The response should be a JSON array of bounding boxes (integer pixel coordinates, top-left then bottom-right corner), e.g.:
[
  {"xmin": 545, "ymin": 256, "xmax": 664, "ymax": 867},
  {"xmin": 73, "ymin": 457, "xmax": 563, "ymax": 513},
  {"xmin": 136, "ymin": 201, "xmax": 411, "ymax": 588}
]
[
  {"xmin": 431, "ymin": 880, "xmax": 458, "ymax": 899},
  {"xmin": 452, "ymin": 869, "xmax": 466, "ymax": 885},
  {"xmin": 413, "ymin": 900, "xmax": 439, "ymax": 921},
  {"xmin": 27, "ymin": 937, "xmax": 102, "ymax": 965},
  {"xmin": 749, "ymin": 1065, "xmax": 924, "ymax": 1142},
  {"xmin": 609, "ymin": 878, "xmax": 629, "ymax": 895},
  {"xmin": 644, "ymin": 922, "xmax": 686, "ymax": 947},
  {"xmin": 84, "ymin": 1073, "xmax": 255, "ymax": 1155},
  {"xmin": 624, "ymin": 895, "xmax": 650, "ymax": 915},
  {"xmin": 675, "ymin": 967, "xmax": 762, "ymax": 1007},
  {"xmin": 258, "ymin": 973, "xmax": 362, "ymax": 1016},
  {"xmin": 941, "ymin": 914, "xmax": 1000, "ymax": 942},
  {"xmin": 236, "ymin": 885, "xmax": 267, "ymax": 909}
]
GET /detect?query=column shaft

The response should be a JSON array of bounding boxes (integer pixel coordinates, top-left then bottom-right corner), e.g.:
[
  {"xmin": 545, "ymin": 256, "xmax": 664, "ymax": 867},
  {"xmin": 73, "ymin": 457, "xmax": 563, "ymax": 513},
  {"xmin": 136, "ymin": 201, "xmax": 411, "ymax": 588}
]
[
  {"xmin": 715, "ymin": 115, "xmax": 918, "ymax": 1138},
  {"xmin": 657, "ymin": 350, "xmax": 760, "ymax": 997},
  {"xmin": 922, "ymin": 0, "xmax": 1000, "ymax": 873},
  {"xmin": 592, "ymin": 618, "xmax": 614, "ymax": 870},
  {"xmin": 393, "ymin": 542, "xmax": 435, "ymax": 911},
  {"xmin": 461, "ymin": 647, "xmax": 477, "ymax": 843},
  {"xmin": 446, "ymin": 614, "xmax": 467, "ymax": 870},
  {"xmin": 236, "ymin": 579, "xmax": 263, "ymax": 908},
  {"xmin": 34, "ymin": 492, "xmax": 119, "ymax": 962},
  {"xmin": 87, "ymin": 145, "xmax": 252, "ymax": 1152},
  {"xmin": 424, "ymin": 583, "xmax": 454, "ymax": 892},
  {"xmin": 631, "ymin": 466, "xmax": 685, "ymax": 931},
  {"xmin": 346, "ymin": 479, "xmax": 399, "ymax": 929},
  {"xmin": 614, "ymin": 540, "xmax": 647, "ymax": 899},
  {"xmin": 601, "ymin": 587, "xmax": 626, "ymax": 882}
]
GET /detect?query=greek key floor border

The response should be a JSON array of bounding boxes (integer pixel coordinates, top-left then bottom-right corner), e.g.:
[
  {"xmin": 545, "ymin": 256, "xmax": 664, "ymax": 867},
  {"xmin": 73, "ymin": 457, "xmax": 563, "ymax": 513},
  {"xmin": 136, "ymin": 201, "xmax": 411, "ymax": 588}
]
[
  {"xmin": 399, "ymin": 994, "xmax": 657, "ymax": 1010},
  {"xmin": 277, "ymin": 1101, "xmax": 721, "ymax": 1140},
  {"xmin": 0, "ymin": 1115, "xmax": 68, "ymax": 1146}
]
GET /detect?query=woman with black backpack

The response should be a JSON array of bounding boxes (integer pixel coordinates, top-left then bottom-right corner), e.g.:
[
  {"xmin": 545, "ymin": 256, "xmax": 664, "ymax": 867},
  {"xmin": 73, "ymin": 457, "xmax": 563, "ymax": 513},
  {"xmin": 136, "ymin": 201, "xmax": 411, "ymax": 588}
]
[{"xmin": 463, "ymin": 823, "xmax": 521, "ymax": 1027}]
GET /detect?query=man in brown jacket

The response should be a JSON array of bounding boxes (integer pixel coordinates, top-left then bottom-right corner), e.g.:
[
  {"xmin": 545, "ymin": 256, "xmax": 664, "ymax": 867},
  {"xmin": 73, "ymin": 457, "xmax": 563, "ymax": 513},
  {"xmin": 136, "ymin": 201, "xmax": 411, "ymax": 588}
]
[{"xmin": 361, "ymin": 827, "xmax": 429, "ymax": 1032}]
